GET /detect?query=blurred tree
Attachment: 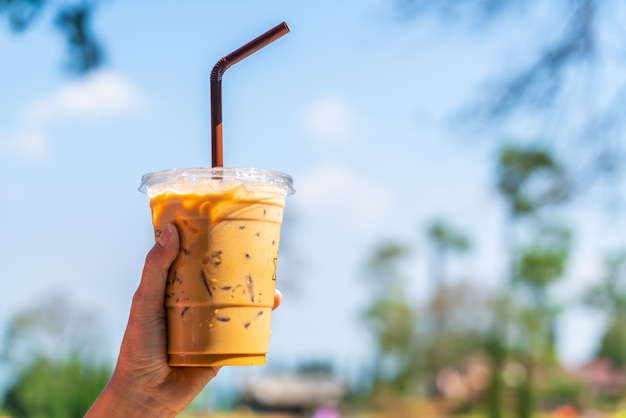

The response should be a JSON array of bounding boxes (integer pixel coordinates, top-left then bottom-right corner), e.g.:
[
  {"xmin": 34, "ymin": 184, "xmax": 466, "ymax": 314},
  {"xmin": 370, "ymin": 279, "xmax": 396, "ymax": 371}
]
[
  {"xmin": 584, "ymin": 251, "xmax": 626, "ymax": 367},
  {"xmin": 426, "ymin": 220, "xmax": 471, "ymax": 292},
  {"xmin": 1, "ymin": 294, "xmax": 111, "ymax": 417},
  {"xmin": 360, "ymin": 222, "xmax": 490, "ymax": 410},
  {"xmin": 361, "ymin": 242, "xmax": 421, "ymax": 393},
  {"xmin": 496, "ymin": 144, "xmax": 571, "ymax": 290},
  {"xmin": 514, "ymin": 223, "xmax": 571, "ymax": 368},
  {"xmin": 483, "ymin": 331, "xmax": 507, "ymax": 418},
  {"xmin": 485, "ymin": 145, "xmax": 572, "ymax": 418},
  {"xmin": 421, "ymin": 282, "xmax": 488, "ymax": 402},
  {"xmin": 496, "ymin": 145, "xmax": 570, "ymax": 219},
  {"xmin": 494, "ymin": 145, "xmax": 571, "ymax": 400},
  {"xmin": 0, "ymin": 0, "xmax": 104, "ymax": 74},
  {"xmin": 3, "ymin": 357, "xmax": 110, "ymax": 418},
  {"xmin": 517, "ymin": 225, "xmax": 571, "ymax": 301},
  {"xmin": 423, "ymin": 221, "xmax": 482, "ymax": 394}
]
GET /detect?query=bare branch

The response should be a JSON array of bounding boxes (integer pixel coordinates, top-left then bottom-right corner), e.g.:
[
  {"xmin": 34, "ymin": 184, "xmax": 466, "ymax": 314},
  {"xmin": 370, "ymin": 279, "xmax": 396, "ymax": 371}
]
[{"xmin": 487, "ymin": 0, "xmax": 597, "ymax": 117}]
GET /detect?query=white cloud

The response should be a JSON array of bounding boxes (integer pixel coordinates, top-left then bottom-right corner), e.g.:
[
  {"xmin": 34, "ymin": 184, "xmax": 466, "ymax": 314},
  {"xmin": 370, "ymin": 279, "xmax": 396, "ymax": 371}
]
[
  {"xmin": 24, "ymin": 71, "xmax": 144, "ymax": 123},
  {"xmin": 293, "ymin": 163, "xmax": 393, "ymax": 230},
  {"xmin": 1, "ymin": 71, "xmax": 145, "ymax": 161},
  {"xmin": 0, "ymin": 128, "xmax": 48, "ymax": 160},
  {"xmin": 299, "ymin": 94, "xmax": 358, "ymax": 146}
]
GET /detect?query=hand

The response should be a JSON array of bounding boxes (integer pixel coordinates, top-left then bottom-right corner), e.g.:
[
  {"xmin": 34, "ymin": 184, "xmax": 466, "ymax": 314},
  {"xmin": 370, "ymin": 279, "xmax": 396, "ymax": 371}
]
[{"xmin": 86, "ymin": 224, "xmax": 282, "ymax": 417}]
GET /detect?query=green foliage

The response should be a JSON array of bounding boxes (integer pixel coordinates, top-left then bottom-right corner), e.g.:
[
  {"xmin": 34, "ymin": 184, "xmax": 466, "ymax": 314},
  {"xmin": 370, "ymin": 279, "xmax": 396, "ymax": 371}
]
[
  {"xmin": 584, "ymin": 251, "xmax": 626, "ymax": 366},
  {"xmin": 596, "ymin": 321, "xmax": 626, "ymax": 366},
  {"xmin": 363, "ymin": 291, "xmax": 421, "ymax": 394},
  {"xmin": 364, "ymin": 297, "xmax": 417, "ymax": 356},
  {"xmin": 3, "ymin": 357, "xmax": 111, "ymax": 418},
  {"xmin": 361, "ymin": 243, "xmax": 420, "ymax": 392},
  {"xmin": 516, "ymin": 225, "xmax": 571, "ymax": 293},
  {"xmin": 534, "ymin": 368, "xmax": 586, "ymax": 411},
  {"xmin": 484, "ymin": 334, "xmax": 506, "ymax": 418},
  {"xmin": 423, "ymin": 328, "xmax": 485, "ymax": 374},
  {"xmin": 515, "ymin": 364, "xmax": 533, "ymax": 418},
  {"xmin": 497, "ymin": 148, "xmax": 572, "ymax": 358},
  {"xmin": 423, "ymin": 283, "xmax": 490, "ymax": 377},
  {"xmin": 518, "ymin": 249, "xmax": 567, "ymax": 291},
  {"xmin": 585, "ymin": 251, "xmax": 626, "ymax": 314},
  {"xmin": 484, "ymin": 145, "xmax": 573, "ymax": 416},
  {"xmin": 364, "ymin": 242, "xmax": 411, "ymax": 284},
  {"xmin": 0, "ymin": 295, "xmax": 112, "ymax": 417},
  {"xmin": 361, "ymin": 225, "xmax": 483, "ymax": 396},
  {"xmin": 427, "ymin": 220, "xmax": 472, "ymax": 290},
  {"xmin": 427, "ymin": 221, "xmax": 471, "ymax": 253},
  {"xmin": 362, "ymin": 242, "xmax": 415, "ymax": 359},
  {"xmin": 496, "ymin": 145, "xmax": 570, "ymax": 217}
]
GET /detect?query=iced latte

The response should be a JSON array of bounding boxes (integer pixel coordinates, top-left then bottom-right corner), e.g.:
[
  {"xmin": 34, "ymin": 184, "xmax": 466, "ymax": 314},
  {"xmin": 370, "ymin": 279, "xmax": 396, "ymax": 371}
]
[{"xmin": 139, "ymin": 168, "xmax": 293, "ymax": 366}]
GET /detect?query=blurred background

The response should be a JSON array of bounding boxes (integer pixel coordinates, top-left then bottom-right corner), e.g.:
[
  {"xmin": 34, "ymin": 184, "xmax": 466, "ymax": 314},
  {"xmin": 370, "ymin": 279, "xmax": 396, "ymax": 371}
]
[{"xmin": 2, "ymin": 0, "xmax": 626, "ymax": 417}]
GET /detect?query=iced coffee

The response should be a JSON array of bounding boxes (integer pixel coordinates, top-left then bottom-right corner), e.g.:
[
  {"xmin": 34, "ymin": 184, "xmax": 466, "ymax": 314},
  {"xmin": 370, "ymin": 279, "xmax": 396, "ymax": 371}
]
[{"xmin": 139, "ymin": 168, "xmax": 293, "ymax": 366}]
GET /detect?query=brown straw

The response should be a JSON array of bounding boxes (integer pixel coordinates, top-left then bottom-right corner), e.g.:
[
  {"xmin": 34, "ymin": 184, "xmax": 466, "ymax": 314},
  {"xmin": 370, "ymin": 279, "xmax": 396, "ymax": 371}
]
[{"xmin": 210, "ymin": 21, "xmax": 290, "ymax": 167}]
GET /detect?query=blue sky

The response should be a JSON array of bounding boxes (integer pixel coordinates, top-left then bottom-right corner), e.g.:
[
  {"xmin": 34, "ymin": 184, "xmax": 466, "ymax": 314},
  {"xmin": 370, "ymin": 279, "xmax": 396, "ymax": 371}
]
[{"xmin": 2, "ymin": 0, "xmax": 626, "ymax": 394}]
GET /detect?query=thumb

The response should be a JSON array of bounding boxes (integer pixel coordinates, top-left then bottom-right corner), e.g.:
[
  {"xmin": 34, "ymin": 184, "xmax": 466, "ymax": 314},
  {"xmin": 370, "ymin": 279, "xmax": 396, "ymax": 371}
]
[
  {"xmin": 149, "ymin": 223, "xmax": 180, "ymax": 270},
  {"xmin": 135, "ymin": 224, "xmax": 180, "ymax": 312}
]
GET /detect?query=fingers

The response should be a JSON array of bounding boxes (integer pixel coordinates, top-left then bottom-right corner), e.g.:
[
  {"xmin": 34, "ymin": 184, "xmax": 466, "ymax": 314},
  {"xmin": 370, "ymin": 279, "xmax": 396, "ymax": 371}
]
[
  {"xmin": 273, "ymin": 289, "xmax": 282, "ymax": 310},
  {"xmin": 135, "ymin": 224, "xmax": 180, "ymax": 312}
]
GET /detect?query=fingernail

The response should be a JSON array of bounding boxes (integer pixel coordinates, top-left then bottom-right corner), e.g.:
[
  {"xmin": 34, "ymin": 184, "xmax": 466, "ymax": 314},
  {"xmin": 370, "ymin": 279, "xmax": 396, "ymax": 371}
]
[{"xmin": 157, "ymin": 224, "xmax": 173, "ymax": 247}]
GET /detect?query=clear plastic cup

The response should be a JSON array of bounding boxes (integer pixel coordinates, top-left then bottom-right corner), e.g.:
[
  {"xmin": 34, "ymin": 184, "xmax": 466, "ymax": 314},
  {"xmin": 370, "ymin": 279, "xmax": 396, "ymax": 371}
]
[{"xmin": 139, "ymin": 167, "xmax": 294, "ymax": 366}]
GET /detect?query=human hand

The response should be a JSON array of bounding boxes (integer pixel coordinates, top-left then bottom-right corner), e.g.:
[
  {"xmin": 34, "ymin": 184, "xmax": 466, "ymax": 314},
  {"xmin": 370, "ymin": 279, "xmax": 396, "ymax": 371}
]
[{"xmin": 86, "ymin": 224, "xmax": 282, "ymax": 417}]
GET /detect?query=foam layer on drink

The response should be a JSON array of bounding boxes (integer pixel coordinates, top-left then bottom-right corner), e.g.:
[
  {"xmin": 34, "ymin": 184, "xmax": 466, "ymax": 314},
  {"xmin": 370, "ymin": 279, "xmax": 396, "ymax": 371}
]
[{"xmin": 149, "ymin": 181, "xmax": 287, "ymax": 366}]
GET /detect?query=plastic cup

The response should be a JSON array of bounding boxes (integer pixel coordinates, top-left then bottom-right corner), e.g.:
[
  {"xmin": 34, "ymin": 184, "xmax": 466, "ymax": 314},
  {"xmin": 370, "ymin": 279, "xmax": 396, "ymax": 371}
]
[{"xmin": 138, "ymin": 167, "xmax": 294, "ymax": 366}]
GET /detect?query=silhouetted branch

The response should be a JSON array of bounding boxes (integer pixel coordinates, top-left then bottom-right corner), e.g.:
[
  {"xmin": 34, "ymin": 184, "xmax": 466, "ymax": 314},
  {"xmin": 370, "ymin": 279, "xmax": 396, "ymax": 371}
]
[
  {"xmin": 392, "ymin": 0, "xmax": 526, "ymax": 23},
  {"xmin": 487, "ymin": 0, "xmax": 596, "ymax": 117},
  {"xmin": 0, "ymin": 0, "xmax": 104, "ymax": 75},
  {"xmin": 55, "ymin": 4, "xmax": 103, "ymax": 74},
  {"xmin": 0, "ymin": 0, "xmax": 46, "ymax": 31}
]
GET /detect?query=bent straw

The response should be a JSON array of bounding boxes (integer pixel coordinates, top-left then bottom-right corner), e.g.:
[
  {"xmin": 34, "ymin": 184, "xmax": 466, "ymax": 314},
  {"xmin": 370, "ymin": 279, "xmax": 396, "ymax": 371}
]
[{"xmin": 210, "ymin": 22, "xmax": 290, "ymax": 167}]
